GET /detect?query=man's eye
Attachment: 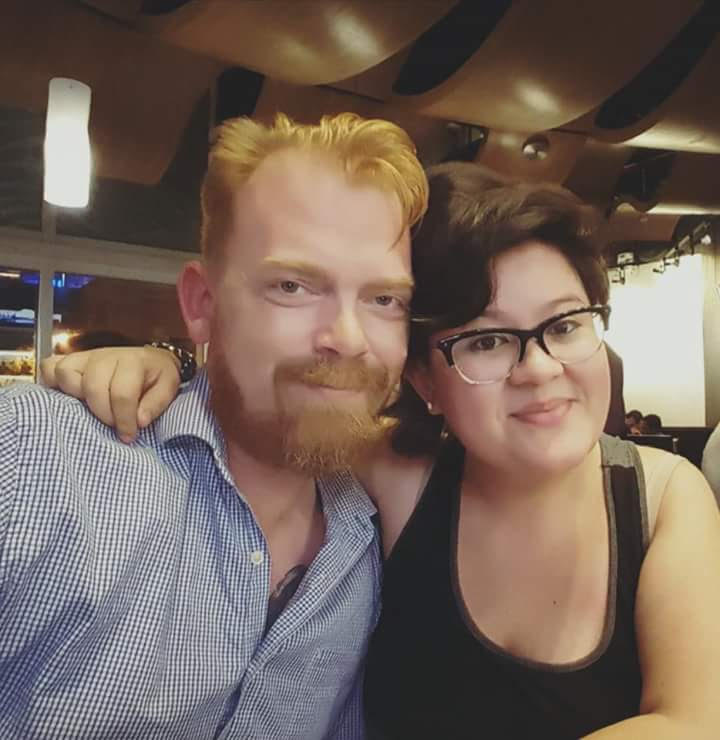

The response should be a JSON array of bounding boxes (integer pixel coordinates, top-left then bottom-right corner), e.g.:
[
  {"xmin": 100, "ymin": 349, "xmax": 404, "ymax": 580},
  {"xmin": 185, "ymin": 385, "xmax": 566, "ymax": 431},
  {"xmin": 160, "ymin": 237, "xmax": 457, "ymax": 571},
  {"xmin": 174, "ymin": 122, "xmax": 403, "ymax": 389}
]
[
  {"xmin": 279, "ymin": 280, "xmax": 301, "ymax": 294},
  {"xmin": 374, "ymin": 295, "xmax": 407, "ymax": 312}
]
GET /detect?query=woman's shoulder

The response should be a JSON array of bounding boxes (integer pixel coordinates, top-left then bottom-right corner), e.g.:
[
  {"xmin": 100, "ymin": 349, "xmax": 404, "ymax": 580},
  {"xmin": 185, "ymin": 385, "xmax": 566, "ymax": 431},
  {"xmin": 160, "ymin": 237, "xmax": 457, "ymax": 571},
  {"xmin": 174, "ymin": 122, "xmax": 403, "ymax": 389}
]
[
  {"xmin": 355, "ymin": 441, "xmax": 436, "ymax": 557},
  {"xmin": 633, "ymin": 443, "xmax": 707, "ymax": 540}
]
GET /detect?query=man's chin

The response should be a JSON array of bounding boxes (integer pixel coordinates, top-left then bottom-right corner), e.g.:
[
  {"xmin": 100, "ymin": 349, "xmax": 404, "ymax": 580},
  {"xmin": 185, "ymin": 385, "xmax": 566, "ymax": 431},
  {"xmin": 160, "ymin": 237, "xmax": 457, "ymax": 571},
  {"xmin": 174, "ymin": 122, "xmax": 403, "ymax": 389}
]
[{"xmin": 281, "ymin": 405, "xmax": 389, "ymax": 476}]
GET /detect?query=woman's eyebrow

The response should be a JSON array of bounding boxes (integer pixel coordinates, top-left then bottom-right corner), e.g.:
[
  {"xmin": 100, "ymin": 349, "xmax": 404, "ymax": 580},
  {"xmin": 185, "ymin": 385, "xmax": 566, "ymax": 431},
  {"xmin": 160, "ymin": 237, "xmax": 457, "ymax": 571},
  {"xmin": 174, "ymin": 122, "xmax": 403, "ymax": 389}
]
[{"xmin": 482, "ymin": 295, "xmax": 587, "ymax": 322}]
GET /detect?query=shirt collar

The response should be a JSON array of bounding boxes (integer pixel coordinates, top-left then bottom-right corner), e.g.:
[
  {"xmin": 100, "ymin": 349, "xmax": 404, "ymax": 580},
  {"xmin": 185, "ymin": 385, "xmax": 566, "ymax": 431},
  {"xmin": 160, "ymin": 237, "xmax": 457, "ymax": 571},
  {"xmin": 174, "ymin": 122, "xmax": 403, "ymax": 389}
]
[{"xmin": 154, "ymin": 368, "xmax": 224, "ymax": 452}]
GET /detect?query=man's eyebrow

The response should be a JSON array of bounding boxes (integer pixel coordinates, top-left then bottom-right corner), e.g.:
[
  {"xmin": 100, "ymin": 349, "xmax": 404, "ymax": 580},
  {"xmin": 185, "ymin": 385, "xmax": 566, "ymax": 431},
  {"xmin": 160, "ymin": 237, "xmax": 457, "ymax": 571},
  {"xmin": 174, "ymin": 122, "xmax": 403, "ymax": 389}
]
[
  {"xmin": 261, "ymin": 258, "xmax": 414, "ymax": 294},
  {"xmin": 260, "ymin": 258, "xmax": 330, "ymax": 281},
  {"xmin": 365, "ymin": 278, "xmax": 415, "ymax": 295}
]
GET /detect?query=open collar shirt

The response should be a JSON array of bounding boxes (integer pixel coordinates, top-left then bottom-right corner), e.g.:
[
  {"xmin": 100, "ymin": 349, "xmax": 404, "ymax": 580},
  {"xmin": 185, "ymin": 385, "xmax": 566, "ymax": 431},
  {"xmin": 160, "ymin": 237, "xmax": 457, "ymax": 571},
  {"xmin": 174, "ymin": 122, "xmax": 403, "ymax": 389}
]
[{"xmin": 0, "ymin": 371, "xmax": 381, "ymax": 739}]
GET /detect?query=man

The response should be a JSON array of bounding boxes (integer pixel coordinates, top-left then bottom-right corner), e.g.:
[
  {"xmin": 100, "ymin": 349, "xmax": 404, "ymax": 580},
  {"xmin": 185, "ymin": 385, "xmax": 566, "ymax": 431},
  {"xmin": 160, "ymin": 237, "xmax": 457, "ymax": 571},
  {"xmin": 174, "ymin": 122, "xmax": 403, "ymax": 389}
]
[
  {"xmin": 0, "ymin": 113, "xmax": 428, "ymax": 738},
  {"xmin": 641, "ymin": 412, "xmax": 663, "ymax": 435},
  {"xmin": 624, "ymin": 408, "xmax": 643, "ymax": 436}
]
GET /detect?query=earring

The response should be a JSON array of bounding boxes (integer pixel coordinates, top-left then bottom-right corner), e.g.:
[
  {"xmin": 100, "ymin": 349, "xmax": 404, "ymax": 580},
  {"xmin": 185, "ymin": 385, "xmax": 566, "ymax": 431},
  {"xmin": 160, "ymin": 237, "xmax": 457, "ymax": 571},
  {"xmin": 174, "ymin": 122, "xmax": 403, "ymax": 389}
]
[{"xmin": 426, "ymin": 400, "xmax": 433, "ymax": 413}]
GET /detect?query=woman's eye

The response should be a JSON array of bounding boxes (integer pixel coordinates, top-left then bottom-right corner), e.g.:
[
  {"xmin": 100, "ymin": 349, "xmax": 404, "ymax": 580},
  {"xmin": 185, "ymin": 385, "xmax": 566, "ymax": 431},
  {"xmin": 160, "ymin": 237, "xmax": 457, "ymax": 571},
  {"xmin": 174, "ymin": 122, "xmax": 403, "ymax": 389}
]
[
  {"xmin": 548, "ymin": 320, "xmax": 578, "ymax": 336},
  {"xmin": 470, "ymin": 334, "xmax": 507, "ymax": 351}
]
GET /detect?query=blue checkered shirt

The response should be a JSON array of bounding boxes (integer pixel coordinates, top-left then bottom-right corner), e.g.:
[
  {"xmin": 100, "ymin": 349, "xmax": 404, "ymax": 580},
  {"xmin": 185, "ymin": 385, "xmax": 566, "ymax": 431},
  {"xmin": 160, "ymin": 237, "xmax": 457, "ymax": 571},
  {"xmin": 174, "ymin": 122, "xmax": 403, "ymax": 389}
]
[{"xmin": 0, "ymin": 371, "xmax": 381, "ymax": 739}]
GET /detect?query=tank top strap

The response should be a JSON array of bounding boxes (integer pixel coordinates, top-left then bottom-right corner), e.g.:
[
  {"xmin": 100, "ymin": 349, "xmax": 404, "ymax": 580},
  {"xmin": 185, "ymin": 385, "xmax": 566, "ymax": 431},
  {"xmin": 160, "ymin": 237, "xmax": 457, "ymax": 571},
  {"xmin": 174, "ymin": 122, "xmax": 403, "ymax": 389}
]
[{"xmin": 599, "ymin": 434, "xmax": 649, "ymax": 632}]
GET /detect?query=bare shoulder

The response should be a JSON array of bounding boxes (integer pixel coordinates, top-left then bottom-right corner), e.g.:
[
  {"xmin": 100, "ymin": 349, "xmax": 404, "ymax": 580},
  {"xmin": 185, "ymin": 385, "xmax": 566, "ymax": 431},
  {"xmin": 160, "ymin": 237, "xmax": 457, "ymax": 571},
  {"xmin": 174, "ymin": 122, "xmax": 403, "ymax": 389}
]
[
  {"xmin": 635, "ymin": 445, "xmax": 685, "ymax": 538},
  {"xmin": 355, "ymin": 441, "xmax": 435, "ymax": 557},
  {"xmin": 633, "ymin": 448, "xmax": 720, "ymax": 730},
  {"xmin": 636, "ymin": 444, "xmax": 718, "ymax": 540}
]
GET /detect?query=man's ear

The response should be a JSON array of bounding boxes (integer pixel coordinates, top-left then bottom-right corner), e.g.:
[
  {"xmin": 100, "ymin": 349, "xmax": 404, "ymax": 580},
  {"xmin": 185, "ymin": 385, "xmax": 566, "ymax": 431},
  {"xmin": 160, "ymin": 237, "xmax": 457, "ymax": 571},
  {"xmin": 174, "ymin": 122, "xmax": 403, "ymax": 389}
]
[
  {"xmin": 405, "ymin": 362, "xmax": 443, "ymax": 416},
  {"xmin": 177, "ymin": 261, "xmax": 213, "ymax": 344}
]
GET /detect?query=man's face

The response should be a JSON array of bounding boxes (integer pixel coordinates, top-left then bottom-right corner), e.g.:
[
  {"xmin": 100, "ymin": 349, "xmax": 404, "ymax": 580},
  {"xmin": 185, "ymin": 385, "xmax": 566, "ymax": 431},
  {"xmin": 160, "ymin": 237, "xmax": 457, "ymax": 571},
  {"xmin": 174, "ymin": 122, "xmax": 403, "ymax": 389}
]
[{"xmin": 204, "ymin": 148, "xmax": 412, "ymax": 473}]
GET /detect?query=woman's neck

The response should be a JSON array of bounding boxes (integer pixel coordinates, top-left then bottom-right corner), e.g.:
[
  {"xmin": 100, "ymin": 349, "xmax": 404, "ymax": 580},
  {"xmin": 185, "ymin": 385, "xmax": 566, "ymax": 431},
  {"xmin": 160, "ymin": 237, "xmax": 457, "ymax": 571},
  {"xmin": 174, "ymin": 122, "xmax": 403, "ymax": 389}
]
[{"xmin": 461, "ymin": 442, "xmax": 603, "ymax": 516}]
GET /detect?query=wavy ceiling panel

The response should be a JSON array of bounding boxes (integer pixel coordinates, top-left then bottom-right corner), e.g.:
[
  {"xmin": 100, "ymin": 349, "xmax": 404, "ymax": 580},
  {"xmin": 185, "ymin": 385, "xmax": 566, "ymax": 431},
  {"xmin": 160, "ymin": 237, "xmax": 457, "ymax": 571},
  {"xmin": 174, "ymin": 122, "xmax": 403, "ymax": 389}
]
[
  {"xmin": 79, "ymin": 0, "xmax": 144, "ymax": 23},
  {"xmin": 253, "ymin": 80, "xmax": 455, "ymax": 166},
  {"xmin": 140, "ymin": 0, "xmax": 458, "ymax": 85},
  {"xmin": 622, "ymin": 39, "xmax": 720, "ymax": 154},
  {"xmin": 0, "ymin": 0, "xmax": 220, "ymax": 184},
  {"xmin": 569, "ymin": 3, "xmax": 720, "ymax": 153},
  {"xmin": 393, "ymin": 0, "xmax": 700, "ymax": 131}
]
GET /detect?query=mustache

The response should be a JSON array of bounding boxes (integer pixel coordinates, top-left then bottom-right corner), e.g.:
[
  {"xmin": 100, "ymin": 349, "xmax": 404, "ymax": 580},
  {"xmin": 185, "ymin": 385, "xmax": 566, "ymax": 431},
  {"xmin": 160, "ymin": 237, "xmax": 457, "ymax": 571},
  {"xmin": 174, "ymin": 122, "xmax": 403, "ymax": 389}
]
[{"xmin": 275, "ymin": 357, "xmax": 388, "ymax": 392}]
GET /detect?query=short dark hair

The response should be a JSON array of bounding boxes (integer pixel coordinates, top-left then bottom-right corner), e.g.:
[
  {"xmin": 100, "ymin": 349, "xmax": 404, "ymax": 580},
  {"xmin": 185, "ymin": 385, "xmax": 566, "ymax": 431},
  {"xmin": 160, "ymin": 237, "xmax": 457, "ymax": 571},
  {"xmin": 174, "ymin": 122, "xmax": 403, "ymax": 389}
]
[
  {"xmin": 643, "ymin": 414, "xmax": 663, "ymax": 434},
  {"xmin": 388, "ymin": 162, "xmax": 609, "ymax": 457},
  {"xmin": 626, "ymin": 409, "xmax": 643, "ymax": 423}
]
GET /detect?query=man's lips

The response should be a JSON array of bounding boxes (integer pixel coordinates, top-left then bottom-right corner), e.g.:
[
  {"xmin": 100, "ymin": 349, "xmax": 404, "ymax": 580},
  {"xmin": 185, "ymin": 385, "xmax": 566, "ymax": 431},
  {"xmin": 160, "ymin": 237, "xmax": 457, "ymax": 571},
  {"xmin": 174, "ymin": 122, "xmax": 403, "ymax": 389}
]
[{"xmin": 511, "ymin": 399, "xmax": 573, "ymax": 425}]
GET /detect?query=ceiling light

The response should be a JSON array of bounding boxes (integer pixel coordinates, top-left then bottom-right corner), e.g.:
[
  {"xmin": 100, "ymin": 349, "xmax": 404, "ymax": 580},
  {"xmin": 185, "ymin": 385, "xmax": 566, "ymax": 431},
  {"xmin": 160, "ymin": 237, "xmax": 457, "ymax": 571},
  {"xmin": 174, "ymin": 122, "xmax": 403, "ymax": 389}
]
[
  {"xmin": 521, "ymin": 134, "xmax": 550, "ymax": 161},
  {"xmin": 43, "ymin": 78, "xmax": 92, "ymax": 208}
]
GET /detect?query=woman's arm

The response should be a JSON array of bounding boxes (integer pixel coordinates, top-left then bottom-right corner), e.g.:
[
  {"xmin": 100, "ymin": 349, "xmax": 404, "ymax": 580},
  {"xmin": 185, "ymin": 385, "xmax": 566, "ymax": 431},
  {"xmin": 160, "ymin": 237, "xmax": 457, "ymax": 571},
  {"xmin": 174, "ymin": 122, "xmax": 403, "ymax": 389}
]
[
  {"xmin": 40, "ymin": 346, "xmax": 182, "ymax": 442},
  {"xmin": 585, "ymin": 458, "xmax": 720, "ymax": 738}
]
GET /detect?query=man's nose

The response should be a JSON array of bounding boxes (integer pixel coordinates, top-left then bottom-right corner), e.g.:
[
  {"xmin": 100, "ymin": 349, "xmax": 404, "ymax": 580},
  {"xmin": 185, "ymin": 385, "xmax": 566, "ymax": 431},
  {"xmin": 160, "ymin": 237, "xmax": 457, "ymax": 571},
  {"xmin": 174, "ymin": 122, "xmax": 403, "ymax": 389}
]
[{"xmin": 314, "ymin": 303, "xmax": 369, "ymax": 359}]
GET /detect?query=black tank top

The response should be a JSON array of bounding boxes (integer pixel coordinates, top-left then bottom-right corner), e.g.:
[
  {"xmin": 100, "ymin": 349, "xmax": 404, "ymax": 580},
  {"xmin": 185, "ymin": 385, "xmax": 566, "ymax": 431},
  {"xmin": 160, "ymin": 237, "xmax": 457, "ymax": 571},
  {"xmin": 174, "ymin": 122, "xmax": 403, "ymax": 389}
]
[{"xmin": 364, "ymin": 435, "xmax": 648, "ymax": 739}]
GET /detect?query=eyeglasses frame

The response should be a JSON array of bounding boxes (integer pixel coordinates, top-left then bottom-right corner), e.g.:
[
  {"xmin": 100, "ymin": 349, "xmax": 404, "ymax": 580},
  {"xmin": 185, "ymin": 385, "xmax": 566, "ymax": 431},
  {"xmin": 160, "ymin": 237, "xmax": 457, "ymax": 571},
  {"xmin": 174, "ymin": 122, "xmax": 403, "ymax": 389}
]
[{"xmin": 435, "ymin": 304, "xmax": 612, "ymax": 385}]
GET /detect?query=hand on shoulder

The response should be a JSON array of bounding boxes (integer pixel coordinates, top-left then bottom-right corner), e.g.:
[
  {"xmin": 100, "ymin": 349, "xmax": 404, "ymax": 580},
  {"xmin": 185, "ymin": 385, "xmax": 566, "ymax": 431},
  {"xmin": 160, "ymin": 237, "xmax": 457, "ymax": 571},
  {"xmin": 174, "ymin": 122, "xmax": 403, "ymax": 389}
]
[{"xmin": 40, "ymin": 346, "xmax": 182, "ymax": 442}]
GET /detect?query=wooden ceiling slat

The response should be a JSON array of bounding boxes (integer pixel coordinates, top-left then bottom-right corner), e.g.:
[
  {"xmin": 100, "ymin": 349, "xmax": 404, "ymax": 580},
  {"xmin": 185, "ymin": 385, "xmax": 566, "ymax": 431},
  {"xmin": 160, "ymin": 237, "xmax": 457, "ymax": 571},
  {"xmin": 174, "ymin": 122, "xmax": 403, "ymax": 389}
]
[
  {"xmin": 0, "ymin": 0, "xmax": 221, "ymax": 184},
  {"xmin": 606, "ymin": 210, "xmax": 680, "ymax": 243},
  {"xmin": 563, "ymin": 141, "xmax": 632, "ymax": 208},
  {"xmin": 140, "ymin": 0, "xmax": 458, "ymax": 86},
  {"xmin": 650, "ymin": 153, "xmax": 720, "ymax": 214},
  {"xmin": 395, "ymin": 0, "xmax": 700, "ymax": 132}
]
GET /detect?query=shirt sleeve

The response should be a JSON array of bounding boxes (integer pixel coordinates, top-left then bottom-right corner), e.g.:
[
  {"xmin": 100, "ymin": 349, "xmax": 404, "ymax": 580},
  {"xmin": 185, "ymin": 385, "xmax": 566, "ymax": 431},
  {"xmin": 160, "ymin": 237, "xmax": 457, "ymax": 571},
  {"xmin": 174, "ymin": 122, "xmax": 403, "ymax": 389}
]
[{"xmin": 0, "ymin": 394, "xmax": 19, "ymax": 600}]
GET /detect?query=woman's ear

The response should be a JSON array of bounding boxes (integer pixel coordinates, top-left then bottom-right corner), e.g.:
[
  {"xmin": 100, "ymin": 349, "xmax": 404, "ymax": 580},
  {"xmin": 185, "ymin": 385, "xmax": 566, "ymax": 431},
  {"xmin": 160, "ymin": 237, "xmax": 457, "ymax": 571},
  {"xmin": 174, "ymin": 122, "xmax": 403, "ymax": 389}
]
[
  {"xmin": 405, "ymin": 362, "xmax": 443, "ymax": 416},
  {"xmin": 177, "ymin": 261, "xmax": 213, "ymax": 344}
]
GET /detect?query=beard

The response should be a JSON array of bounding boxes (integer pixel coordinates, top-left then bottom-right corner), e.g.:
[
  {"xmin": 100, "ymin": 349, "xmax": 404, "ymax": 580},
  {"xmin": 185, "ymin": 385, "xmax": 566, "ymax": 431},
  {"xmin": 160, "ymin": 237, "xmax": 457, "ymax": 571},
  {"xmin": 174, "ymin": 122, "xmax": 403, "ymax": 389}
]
[{"xmin": 207, "ymin": 347, "xmax": 397, "ymax": 476}]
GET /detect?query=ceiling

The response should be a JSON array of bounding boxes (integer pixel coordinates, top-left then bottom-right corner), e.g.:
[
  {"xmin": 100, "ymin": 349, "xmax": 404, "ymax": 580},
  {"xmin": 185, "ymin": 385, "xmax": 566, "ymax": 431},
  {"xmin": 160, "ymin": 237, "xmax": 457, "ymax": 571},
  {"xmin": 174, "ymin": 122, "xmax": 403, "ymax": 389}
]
[{"xmin": 2, "ymin": 0, "xmax": 720, "ymax": 257}]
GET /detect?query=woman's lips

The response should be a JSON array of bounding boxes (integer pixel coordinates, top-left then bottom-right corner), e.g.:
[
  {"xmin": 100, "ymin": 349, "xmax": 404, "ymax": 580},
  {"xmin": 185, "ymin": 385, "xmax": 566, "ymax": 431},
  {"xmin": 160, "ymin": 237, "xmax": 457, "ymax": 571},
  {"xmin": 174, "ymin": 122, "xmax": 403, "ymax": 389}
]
[{"xmin": 511, "ymin": 399, "xmax": 573, "ymax": 426}]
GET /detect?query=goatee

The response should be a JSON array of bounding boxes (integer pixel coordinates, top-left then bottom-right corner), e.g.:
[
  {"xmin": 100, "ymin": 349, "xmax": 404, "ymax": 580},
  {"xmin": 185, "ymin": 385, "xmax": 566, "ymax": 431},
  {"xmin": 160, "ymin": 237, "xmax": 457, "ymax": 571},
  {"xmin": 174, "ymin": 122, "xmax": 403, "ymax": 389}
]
[{"xmin": 208, "ymin": 350, "xmax": 395, "ymax": 476}]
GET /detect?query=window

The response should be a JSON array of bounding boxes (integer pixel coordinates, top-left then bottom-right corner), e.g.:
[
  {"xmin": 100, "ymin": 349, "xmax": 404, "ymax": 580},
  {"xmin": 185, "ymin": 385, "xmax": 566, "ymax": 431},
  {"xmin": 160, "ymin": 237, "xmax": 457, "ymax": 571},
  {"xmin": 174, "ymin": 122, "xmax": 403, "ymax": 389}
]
[
  {"xmin": 0, "ymin": 267, "xmax": 39, "ymax": 385},
  {"xmin": 52, "ymin": 272, "xmax": 191, "ymax": 354}
]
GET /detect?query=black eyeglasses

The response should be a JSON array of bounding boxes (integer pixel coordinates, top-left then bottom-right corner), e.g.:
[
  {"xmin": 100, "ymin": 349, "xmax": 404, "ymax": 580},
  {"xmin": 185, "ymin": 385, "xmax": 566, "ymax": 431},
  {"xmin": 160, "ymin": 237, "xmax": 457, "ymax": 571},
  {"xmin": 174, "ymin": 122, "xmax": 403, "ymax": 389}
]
[{"xmin": 435, "ymin": 305, "xmax": 611, "ymax": 385}]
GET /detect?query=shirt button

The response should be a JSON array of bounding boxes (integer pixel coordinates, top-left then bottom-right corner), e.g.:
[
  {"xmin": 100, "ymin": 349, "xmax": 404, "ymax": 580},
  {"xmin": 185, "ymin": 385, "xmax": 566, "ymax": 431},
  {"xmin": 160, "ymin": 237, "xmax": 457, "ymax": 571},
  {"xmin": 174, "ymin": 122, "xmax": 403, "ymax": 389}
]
[{"xmin": 250, "ymin": 550, "xmax": 264, "ymax": 565}]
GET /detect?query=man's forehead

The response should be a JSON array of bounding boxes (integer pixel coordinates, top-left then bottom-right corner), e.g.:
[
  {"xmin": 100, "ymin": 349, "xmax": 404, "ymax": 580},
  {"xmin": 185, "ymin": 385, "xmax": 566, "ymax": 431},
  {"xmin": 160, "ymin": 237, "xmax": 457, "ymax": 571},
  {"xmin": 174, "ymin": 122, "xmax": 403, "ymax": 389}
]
[
  {"xmin": 239, "ymin": 147, "xmax": 403, "ymax": 219},
  {"xmin": 227, "ymin": 149, "xmax": 409, "ymax": 253}
]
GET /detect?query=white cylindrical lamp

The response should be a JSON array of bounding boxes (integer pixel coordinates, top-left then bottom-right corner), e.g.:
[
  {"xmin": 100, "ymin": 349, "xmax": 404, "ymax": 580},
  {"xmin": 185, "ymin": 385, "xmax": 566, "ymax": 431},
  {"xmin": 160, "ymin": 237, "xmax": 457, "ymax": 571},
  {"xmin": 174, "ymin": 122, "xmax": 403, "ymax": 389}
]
[{"xmin": 43, "ymin": 77, "xmax": 92, "ymax": 208}]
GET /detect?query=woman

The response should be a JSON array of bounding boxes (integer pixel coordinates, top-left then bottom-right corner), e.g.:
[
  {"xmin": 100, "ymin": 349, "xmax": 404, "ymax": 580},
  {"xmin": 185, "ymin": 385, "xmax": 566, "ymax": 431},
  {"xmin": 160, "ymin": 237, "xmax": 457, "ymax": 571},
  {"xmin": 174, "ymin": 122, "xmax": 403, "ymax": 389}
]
[{"xmin": 43, "ymin": 163, "xmax": 720, "ymax": 738}]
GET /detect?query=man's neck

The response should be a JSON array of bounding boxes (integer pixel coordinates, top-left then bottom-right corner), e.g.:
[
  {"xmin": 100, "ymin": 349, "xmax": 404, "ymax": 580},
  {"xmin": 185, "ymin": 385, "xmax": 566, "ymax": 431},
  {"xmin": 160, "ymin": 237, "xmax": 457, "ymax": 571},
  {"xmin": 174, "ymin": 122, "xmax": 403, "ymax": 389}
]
[{"xmin": 225, "ymin": 438, "xmax": 319, "ymax": 535}]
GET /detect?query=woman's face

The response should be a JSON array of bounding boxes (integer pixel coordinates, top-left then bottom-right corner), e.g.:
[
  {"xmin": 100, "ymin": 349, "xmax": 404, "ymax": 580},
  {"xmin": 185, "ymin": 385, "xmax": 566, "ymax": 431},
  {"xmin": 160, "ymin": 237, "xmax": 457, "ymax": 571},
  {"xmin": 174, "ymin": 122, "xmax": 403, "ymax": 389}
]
[{"xmin": 418, "ymin": 241, "xmax": 610, "ymax": 476}]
